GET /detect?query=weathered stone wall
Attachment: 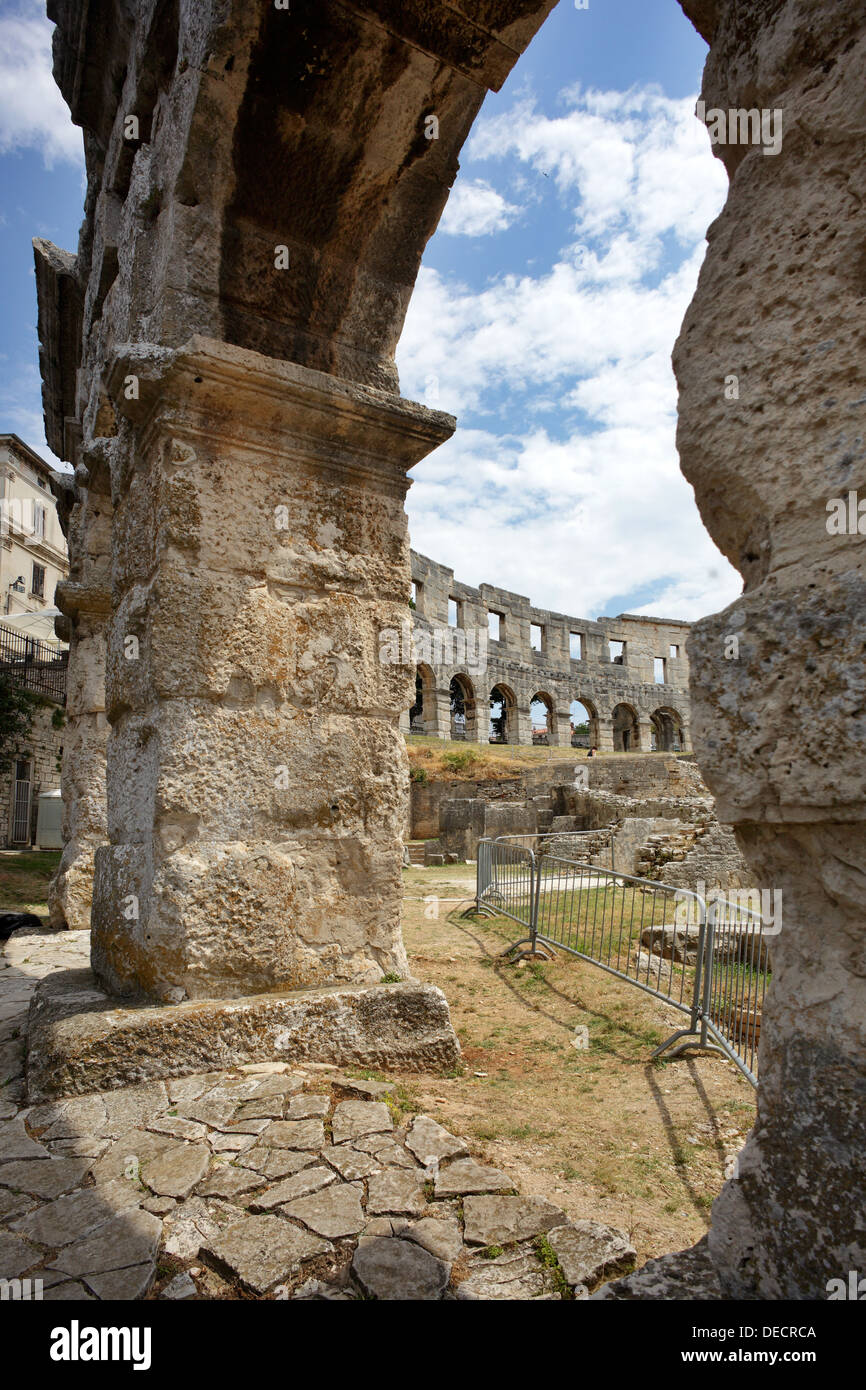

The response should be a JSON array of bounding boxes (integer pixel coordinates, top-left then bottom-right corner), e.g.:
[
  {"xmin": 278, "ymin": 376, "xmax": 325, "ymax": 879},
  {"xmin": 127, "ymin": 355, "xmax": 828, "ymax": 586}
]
[
  {"xmin": 647, "ymin": 820, "xmax": 753, "ymax": 894},
  {"xmin": 410, "ymin": 774, "xmax": 528, "ymax": 839},
  {"xmin": 411, "ymin": 754, "xmax": 701, "ymax": 842},
  {"xmin": 674, "ymin": 0, "xmax": 866, "ymax": 1299},
  {"xmin": 405, "ymin": 550, "xmax": 692, "ymax": 750},
  {"xmin": 0, "ymin": 702, "xmax": 63, "ymax": 848}
]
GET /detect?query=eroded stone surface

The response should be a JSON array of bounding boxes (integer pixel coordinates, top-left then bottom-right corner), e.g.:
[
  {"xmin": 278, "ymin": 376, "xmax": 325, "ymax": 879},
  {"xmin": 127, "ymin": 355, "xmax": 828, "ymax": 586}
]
[
  {"xmin": 48, "ymin": 1208, "xmax": 163, "ymax": 1279},
  {"xmin": 0, "ymin": 1158, "xmax": 91, "ymax": 1199},
  {"xmin": 548, "ymin": 1221, "xmax": 636, "ymax": 1289},
  {"xmin": 456, "ymin": 1248, "xmax": 559, "ymax": 1301},
  {"xmin": 249, "ymin": 1166, "xmax": 335, "ymax": 1211},
  {"xmin": 402, "ymin": 1217, "xmax": 464, "ymax": 1264},
  {"xmin": 203, "ymin": 1214, "xmax": 331, "ymax": 1295},
  {"xmin": 366, "ymin": 1169, "xmax": 427, "ymax": 1218},
  {"xmin": 196, "ymin": 1166, "xmax": 267, "ymax": 1200},
  {"xmin": 258, "ymin": 1120, "xmax": 325, "ymax": 1152},
  {"xmin": 352, "ymin": 1237, "xmax": 450, "ymax": 1301},
  {"xmin": 282, "ymin": 1182, "xmax": 366, "ymax": 1239},
  {"xmin": 141, "ymin": 1144, "xmax": 211, "ymax": 1199},
  {"xmin": 406, "ymin": 1115, "xmax": 468, "ymax": 1167},
  {"xmin": 434, "ymin": 1158, "xmax": 511, "ymax": 1198},
  {"xmin": 331, "ymin": 1101, "xmax": 392, "ymax": 1145},
  {"xmin": 463, "ymin": 1196, "xmax": 567, "ymax": 1247},
  {"xmin": 11, "ymin": 1179, "xmax": 141, "ymax": 1248}
]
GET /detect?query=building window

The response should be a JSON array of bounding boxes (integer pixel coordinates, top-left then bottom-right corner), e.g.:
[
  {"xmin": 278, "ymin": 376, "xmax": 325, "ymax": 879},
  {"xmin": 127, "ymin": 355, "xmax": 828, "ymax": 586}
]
[
  {"xmin": 530, "ymin": 623, "xmax": 543, "ymax": 652},
  {"xmin": 33, "ymin": 503, "xmax": 46, "ymax": 538},
  {"xmin": 448, "ymin": 597, "xmax": 459, "ymax": 628},
  {"xmin": 31, "ymin": 563, "xmax": 45, "ymax": 598},
  {"xmin": 654, "ymin": 657, "xmax": 666, "ymax": 684},
  {"xmin": 670, "ymin": 644, "xmax": 679, "ymax": 660},
  {"xmin": 488, "ymin": 611, "xmax": 501, "ymax": 642},
  {"xmin": 609, "ymin": 640, "xmax": 625, "ymax": 664},
  {"xmin": 569, "ymin": 632, "xmax": 582, "ymax": 660}
]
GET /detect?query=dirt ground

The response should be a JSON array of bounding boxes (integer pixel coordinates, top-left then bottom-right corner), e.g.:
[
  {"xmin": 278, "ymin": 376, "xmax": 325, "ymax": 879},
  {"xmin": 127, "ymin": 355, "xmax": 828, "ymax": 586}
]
[{"xmin": 393, "ymin": 863, "xmax": 756, "ymax": 1265}]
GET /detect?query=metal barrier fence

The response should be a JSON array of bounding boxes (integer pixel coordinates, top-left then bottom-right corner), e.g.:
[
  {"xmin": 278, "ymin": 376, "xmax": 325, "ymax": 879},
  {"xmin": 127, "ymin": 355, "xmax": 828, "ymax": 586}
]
[
  {"xmin": 0, "ymin": 623, "xmax": 68, "ymax": 703},
  {"xmin": 474, "ymin": 837, "xmax": 770, "ymax": 1085}
]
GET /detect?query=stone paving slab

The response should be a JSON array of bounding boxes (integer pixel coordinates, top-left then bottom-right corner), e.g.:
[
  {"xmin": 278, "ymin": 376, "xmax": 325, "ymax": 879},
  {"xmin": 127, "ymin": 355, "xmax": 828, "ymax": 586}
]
[
  {"xmin": 366, "ymin": 1169, "xmax": 427, "ymax": 1217},
  {"xmin": 248, "ymin": 1166, "xmax": 335, "ymax": 1211},
  {"xmin": 0, "ymin": 926, "xmax": 642, "ymax": 1301},
  {"xmin": 258, "ymin": 1119, "xmax": 325, "ymax": 1151},
  {"xmin": 0, "ymin": 1157, "xmax": 91, "ymax": 1198},
  {"xmin": 548, "ymin": 1220, "xmax": 636, "ymax": 1289},
  {"xmin": 282, "ymin": 1181, "xmax": 366, "ymax": 1238},
  {"xmin": 456, "ymin": 1247, "xmax": 561, "ymax": 1300},
  {"xmin": 433, "ymin": 1158, "xmax": 512, "ymax": 1198},
  {"xmin": 202, "ymin": 1214, "xmax": 331, "ymax": 1294},
  {"xmin": 352, "ymin": 1237, "xmax": 450, "ymax": 1301},
  {"xmin": 462, "ymin": 1195, "xmax": 568, "ymax": 1246},
  {"xmin": 331, "ymin": 1100, "xmax": 392, "ymax": 1144},
  {"xmin": 405, "ymin": 1115, "xmax": 468, "ymax": 1167}
]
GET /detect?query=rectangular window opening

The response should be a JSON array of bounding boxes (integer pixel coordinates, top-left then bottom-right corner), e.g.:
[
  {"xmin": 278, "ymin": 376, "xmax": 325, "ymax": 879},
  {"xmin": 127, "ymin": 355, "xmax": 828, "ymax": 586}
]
[
  {"xmin": 448, "ymin": 597, "xmax": 459, "ymax": 629},
  {"xmin": 488, "ymin": 611, "xmax": 501, "ymax": 642},
  {"xmin": 569, "ymin": 632, "xmax": 582, "ymax": 661},
  {"xmin": 530, "ymin": 623, "xmax": 543, "ymax": 652},
  {"xmin": 654, "ymin": 657, "xmax": 666, "ymax": 684},
  {"xmin": 609, "ymin": 640, "xmax": 625, "ymax": 665}
]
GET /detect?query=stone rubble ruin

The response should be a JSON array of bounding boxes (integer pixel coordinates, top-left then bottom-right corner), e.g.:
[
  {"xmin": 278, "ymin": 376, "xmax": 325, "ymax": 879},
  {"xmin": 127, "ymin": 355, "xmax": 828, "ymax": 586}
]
[{"xmin": 32, "ymin": 0, "xmax": 866, "ymax": 1300}]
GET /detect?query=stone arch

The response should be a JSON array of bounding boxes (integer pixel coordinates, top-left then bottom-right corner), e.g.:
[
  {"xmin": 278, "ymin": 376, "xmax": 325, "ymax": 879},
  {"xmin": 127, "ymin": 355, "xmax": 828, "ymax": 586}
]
[
  {"xmin": 651, "ymin": 706, "xmax": 684, "ymax": 752},
  {"xmin": 42, "ymin": 0, "xmax": 866, "ymax": 1302},
  {"xmin": 409, "ymin": 663, "xmax": 436, "ymax": 735},
  {"xmin": 530, "ymin": 690, "xmax": 554, "ymax": 745},
  {"xmin": 449, "ymin": 673, "xmax": 477, "ymax": 742},
  {"xmin": 489, "ymin": 683, "xmax": 517, "ymax": 745},
  {"xmin": 570, "ymin": 697, "xmax": 599, "ymax": 750},
  {"xmin": 612, "ymin": 702, "xmax": 640, "ymax": 753}
]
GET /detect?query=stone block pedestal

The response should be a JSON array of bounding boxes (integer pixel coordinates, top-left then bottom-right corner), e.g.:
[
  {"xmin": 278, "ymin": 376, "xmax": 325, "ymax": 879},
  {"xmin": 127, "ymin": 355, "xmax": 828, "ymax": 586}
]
[{"xmin": 25, "ymin": 964, "xmax": 460, "ymax": 1102}]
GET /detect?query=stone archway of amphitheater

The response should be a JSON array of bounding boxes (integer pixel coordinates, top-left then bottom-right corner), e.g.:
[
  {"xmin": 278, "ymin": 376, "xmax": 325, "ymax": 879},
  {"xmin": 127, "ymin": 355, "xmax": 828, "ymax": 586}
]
[{"xmin": 46, "ymin": 0, "xmax": 863, "ymax": 1303}]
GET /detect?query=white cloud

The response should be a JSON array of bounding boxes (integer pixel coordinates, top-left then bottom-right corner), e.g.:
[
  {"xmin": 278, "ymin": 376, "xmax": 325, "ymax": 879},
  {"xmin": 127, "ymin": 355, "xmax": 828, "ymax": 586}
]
[
  {"xmin": 0, "ymin": 4, "xmax": 83, "ymax": 166},
  {"xmin": 438, "ymin": 179, "xmax": 520, "ymax": 237},
  {"xmin": 469, "ymin": 86, "xmax": 721, "ymax": 247},
  {"xmin": 397, "ymin": 84, "xmax": 737, "ymax": 623}
]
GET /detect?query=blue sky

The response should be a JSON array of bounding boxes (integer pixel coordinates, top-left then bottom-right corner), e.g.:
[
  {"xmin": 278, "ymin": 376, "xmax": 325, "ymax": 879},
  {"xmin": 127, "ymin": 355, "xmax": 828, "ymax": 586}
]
[{"xmin": 0, "ymin": 0, "xmax": 741, "ymax": 622}]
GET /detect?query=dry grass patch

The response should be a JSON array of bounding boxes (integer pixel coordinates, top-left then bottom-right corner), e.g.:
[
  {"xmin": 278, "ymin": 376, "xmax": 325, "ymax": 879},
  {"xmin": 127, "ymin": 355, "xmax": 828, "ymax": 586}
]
[{"xmin": 396, "ymin": 864, "xmax": 755, "ymax": 1266}]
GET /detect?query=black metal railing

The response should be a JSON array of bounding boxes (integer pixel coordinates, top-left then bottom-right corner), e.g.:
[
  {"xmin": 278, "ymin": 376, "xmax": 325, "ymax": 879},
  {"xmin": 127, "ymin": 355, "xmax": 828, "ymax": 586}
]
[{"xmin": 0, "ymin": 623, "xmax": 68, "ymax": 703}]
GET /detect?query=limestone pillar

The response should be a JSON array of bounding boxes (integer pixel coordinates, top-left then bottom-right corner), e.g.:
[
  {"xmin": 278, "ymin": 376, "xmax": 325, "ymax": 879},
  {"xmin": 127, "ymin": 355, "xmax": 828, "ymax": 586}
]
[
  {"xmin": 553, "ymin": 711, "xmax": 572, "ymax": 748},
  {"xmin": 515, "ymin": 705, "xmax": 532, "ymax": 746},
  {"xmin": 47, "ymin": 461, "xmax": 111, "ymax": 931},
  {"xmin": 595, "ymin": 717, "xmax": 614, "ymax": 753},
  {"xmin": 431, "ymin": 687, "xmax": 451, "ymax": 739},
  {"xmin": 92, "ymin": 339, "xmax": 453, "ymax": 1002},
  {"xmin": 676, "ymin": 0, "xmax": 866, "ymax": 1297}
]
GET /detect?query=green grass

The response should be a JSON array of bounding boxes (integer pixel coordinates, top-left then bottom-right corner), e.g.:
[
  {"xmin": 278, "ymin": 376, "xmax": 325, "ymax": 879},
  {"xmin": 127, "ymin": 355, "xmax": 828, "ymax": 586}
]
[
  {"xmin": 0, "ymin": 849, "xmax": 60, "ymax": 914},
  {"xmin": 534, "ymin": 1234, "xmax": 573, "ymax": 1299}
]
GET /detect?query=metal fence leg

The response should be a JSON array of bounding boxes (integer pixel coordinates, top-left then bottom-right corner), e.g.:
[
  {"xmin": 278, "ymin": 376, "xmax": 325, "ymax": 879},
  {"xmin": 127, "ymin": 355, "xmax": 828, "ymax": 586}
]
[{"xmin": 651, "ymin": 899, "xmax": 725, "ymax": 1062}]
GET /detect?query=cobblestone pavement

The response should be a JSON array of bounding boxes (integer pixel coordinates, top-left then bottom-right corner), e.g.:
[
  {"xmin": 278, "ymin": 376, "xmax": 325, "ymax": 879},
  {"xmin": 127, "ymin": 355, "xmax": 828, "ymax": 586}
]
[{"xmin": 0, "ymin": 928, "xmax": 636, "ymax": 1301}]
